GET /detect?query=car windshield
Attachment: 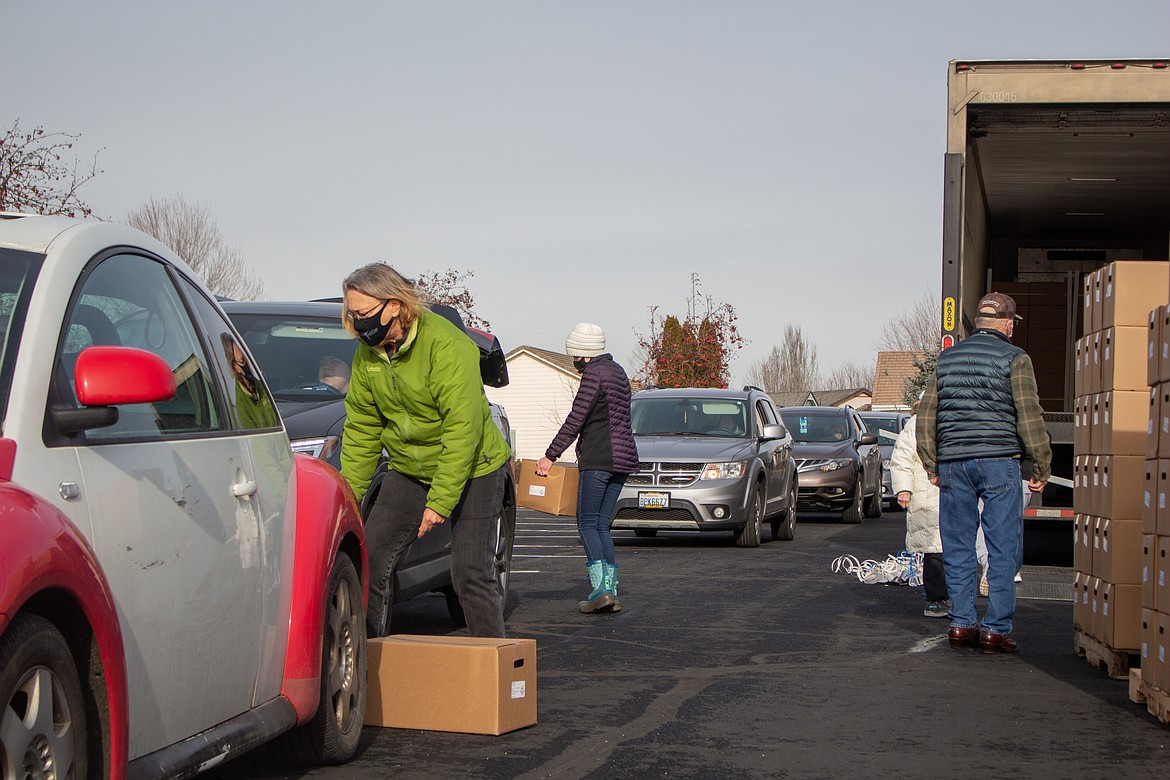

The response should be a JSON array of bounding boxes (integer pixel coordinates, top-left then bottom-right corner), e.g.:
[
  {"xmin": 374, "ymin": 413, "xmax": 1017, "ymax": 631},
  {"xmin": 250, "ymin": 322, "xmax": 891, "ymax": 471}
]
[
  {"xmin": 226, "ymin": 312, "xmax": 357, "ymax": 403},
  {"xmin": 861, "ymin": 415, "xmax": 902, "ymax": 445},
  {"xmin": 0, "ymin": 248, "xmax": 42, "ymax": 424},
  {"xmin": 630, "ymin": 397, "xmax": 748, "ymax": 437},
  {"xmin": 779, "ymin": 411, "xmax": 850, "ymax": 443}
]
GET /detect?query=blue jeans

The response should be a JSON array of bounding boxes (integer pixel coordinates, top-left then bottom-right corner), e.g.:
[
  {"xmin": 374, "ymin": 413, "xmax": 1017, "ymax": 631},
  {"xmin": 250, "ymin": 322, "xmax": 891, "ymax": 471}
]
[
  {"xmin": 576, "ymin": 470, "xmax": 627, "ymax": 564},
  {"xmin": 938, "ymin": 458, "xmax": 1023, "ymax": 636}
]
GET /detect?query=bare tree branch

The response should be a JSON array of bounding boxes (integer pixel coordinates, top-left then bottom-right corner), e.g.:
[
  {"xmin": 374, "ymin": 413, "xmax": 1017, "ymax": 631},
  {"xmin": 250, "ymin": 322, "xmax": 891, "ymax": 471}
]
[
  {"xmin": 0, "ymin": 118, "xmax": 103, "ymax": 217},
  {"xmin": 876, "ymin": 291, "xmax": 940, "ymax": 353},
  {"xmin": 415, "ymin": 268, "xmax": 491, "ymax": 330},
  {"xmin": 746, "ymin": 325, "xmax": 820, "ymax": 396},
  {"xmin": 125, "ymin": 195, "xmax": 264, "ymax": 300},
  {"xmin": 822, "ymin": 359, "xmax": 875, "ymax": 391}
]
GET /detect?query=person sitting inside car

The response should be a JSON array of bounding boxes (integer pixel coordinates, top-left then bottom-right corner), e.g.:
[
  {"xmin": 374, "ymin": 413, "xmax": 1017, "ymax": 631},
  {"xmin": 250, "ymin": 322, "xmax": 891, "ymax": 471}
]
[
  {"xmin": 318, "ymin": 355, "xmax": 351, "ymax": 395},
  {"xmin": 830, "ymin": 423, "xmax": 847, "ymax": 440}
]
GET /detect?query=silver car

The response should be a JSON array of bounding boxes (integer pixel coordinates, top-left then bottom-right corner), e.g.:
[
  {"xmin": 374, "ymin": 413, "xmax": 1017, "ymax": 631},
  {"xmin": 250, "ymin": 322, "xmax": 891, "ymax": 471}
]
[{"xmin": 611, "ymin": 387, "xmax": 798, "ymax": 547}]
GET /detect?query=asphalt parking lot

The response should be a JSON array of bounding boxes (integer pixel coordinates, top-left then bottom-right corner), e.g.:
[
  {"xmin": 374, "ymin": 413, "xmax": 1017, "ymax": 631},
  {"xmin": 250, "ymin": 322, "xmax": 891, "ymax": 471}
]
[{"xmin": 209, "ymin": 508, "xmax": 1168, "ymax": 779}]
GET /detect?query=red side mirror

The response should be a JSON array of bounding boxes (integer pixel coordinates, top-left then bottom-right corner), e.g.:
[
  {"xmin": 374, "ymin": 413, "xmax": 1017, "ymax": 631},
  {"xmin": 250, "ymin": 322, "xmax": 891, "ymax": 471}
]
[{"xmin": 75, "ymin": 346, "xmax": 178, "ymax": 407}]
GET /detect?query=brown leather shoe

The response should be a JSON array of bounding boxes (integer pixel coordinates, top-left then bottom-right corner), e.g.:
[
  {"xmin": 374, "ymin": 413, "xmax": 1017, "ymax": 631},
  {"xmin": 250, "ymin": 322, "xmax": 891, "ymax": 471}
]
[
  {"xmin": 979, "ymin": 631, "xmax": 1019, "ymax": 654},
  {"xmin": 947, "ymin": 626, "xmax": 980, "ymax": 649}
]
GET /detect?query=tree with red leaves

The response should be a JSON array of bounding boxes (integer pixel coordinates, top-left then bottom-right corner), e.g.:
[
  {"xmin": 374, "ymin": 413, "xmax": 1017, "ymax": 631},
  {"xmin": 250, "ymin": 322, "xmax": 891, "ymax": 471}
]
[{"xmin": 635, "ymin": 276, "xmax": 744, "ymax": 388}]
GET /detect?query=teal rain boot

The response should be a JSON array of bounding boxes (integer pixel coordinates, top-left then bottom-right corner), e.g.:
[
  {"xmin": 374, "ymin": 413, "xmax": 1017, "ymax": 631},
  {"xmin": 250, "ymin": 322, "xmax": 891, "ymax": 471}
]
[
  {"xmin": 578, "ymin": 560, "xmax": 614, "ymax": 613},
  {"xmin": 600, "ymin": 562, "xmax": 621, "ymax": 613}
]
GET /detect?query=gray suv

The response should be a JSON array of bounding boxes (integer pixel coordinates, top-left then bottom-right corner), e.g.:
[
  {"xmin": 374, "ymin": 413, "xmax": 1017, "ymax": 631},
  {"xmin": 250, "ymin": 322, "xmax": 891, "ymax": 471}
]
[{"xmin": 611, "ymin": 386, "xmax": 798, "ymax": 547}]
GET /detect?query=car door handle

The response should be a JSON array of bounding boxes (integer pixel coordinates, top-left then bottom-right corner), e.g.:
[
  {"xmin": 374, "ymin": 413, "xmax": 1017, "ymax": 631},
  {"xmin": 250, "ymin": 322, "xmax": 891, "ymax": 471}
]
[{"xmin": 231, "ymin": 480, "xmax": 257, "ymax": 497}]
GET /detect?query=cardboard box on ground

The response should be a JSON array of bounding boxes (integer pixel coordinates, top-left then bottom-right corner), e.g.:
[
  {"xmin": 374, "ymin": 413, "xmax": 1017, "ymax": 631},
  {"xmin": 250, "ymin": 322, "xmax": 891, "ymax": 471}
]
[
  {"xmin": 365, "ymin": 635, "xmax": 537, "ymax": 735},
  {"xmin": 517, "ymin": 458, "xmax": 579, "ymax": 516}
]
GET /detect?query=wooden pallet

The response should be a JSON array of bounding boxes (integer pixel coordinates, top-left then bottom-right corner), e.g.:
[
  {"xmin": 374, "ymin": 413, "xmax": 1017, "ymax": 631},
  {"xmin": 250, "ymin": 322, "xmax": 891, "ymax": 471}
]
[
  {"xmin": 1074, "ymin": 629, "xmax": 1137, "ymax": 680},
  {"xmin": 1129, "ymin": 668, "xmax": 1170, "ymax": 724}
]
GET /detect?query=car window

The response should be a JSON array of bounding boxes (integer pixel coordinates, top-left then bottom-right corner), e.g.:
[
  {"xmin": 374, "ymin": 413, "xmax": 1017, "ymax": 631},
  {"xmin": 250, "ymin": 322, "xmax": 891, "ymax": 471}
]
[
  {"xmin": 755, "ymin": 399, "xmax": 777, "ymax": 428},
  {"xmin": 861, "ymin": 415, "xmax": 902, "ymax": 445},
  {"xmin": 779, "ymin": 411, "xmax": 850, "ymax": 443},
  {"xmin": 51, "ymin": 253, "xmax": 223, "ymax": 442},
  {"xmin": 0, "ymin": 248, "xmax": 41, "ymax": 421},
  {"xmin": 227, "ymin": 311, "xmax": 356, "ymax": 402},
  {"xmin": 181, "ymin": 280, "xmax": 280, "ymax": 431},
  {"xmin": 630, "ymin": 397, "xmax": 747, "ymax": 436}
]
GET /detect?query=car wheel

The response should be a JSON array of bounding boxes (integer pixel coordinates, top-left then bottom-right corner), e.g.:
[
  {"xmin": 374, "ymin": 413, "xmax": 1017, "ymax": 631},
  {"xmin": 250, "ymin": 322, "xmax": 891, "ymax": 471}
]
[
  {"xmin": 0, "ymin": 614, "xmax": 88, "ymax": 780},
  {"xmin": 633, "ymin": 528, "xmax": 658, "ymax": 538},
  {"xmin": 841, "ymin": 474, "xmax": 863, "ymax": 524},
  {"xmin": 734, "ymin": 483, "xmax": 764, "ymax": 548},
  {"xmin": 273, "ymin": 553, "xmax": 366, "ymax": 765},
  {"xmin": 864, "ymin": 469, "xmax": 883, "ymax": 519},
  {"xmin": 446, "ymin": 485, "xmax": 517, "ymax": 625},
  {"xmin": 771, "ymin": 480, "xmax": 798, "ymax": 542}
]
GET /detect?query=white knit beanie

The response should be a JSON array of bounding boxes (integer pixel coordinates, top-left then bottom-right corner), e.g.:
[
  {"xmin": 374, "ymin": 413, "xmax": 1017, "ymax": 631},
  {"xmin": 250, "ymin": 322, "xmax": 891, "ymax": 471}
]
[{"xmin": 565, "ymin": 322, "xmax": 606, "ymax": 357}]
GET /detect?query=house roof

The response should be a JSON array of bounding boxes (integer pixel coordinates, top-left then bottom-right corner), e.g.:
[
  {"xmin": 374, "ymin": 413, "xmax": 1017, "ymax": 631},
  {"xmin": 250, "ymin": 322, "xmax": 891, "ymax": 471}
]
[
  {"xmin": 812, "ymin": 388, "xmax": 873, "ymax": 408},
  {"xmin": 772, "ymin": 390, "xmax": 819, "ymax": 407},
  {"xmin": 871, "ymin": 351, "xmax": 924, "ymax": 407},
  {"xmin": 506, "ymin": 345, "xmax": 578, "ymax": 378}
]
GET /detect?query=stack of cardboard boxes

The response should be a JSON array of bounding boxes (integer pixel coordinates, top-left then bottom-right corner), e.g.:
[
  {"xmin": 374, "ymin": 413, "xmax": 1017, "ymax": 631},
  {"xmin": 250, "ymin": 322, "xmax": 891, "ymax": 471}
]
[{"xmin": 1072, "ymin": 262, "xmax": 1170, "ymax": 695}]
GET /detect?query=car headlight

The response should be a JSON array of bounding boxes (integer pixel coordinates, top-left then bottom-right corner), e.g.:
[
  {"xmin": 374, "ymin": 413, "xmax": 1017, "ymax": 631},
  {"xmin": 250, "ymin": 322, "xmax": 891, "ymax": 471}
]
[
  {"xmin": 700, "ymin": 461, "xmax": 746, "ymax": 480},
  {"xmin": 819, "ymin": 458, "xmax": 852, "ymax": 472},
  {"xmin": 290, "ymin": 435, "xmax": 340, "ymax": 460}
]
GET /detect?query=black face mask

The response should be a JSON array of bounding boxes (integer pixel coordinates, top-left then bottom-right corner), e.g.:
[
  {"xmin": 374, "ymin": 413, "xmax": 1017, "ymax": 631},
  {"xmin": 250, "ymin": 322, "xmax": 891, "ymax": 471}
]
[
  {"xmin": 353, "ymin": 301, "xmax": 394, "ymax": 348},
  {"xmin": 573, "ymin": 357, "xmax": 588, "ymax": 373}
]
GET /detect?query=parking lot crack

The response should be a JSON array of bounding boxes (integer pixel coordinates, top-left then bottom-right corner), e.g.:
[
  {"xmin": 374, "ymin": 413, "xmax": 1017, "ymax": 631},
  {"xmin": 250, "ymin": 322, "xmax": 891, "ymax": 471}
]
[{"xmin": 513, "ymin": 672, "xmax": 716, "ymax": 780}]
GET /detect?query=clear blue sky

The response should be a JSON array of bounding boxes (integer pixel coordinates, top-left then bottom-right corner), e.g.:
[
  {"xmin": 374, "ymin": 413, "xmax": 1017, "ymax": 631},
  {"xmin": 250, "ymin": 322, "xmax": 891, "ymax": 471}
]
[{"xmin": 7, "ymin": 1, "xmax": 1169, "ymax": 384}]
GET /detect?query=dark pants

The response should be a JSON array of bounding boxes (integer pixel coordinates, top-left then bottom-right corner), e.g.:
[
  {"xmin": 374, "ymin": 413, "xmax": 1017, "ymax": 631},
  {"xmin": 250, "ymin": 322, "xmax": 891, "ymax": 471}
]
[
  {"xmin": 364, "ymin": 467, "xmax": 506, "ymax": 638},
  {"xmin": 922, "ymin": 552, "xmax": 948, "ymax": 602},
  {"xmin": 576, "ymin": 470, "xmax": 627, "ymax": 563}
]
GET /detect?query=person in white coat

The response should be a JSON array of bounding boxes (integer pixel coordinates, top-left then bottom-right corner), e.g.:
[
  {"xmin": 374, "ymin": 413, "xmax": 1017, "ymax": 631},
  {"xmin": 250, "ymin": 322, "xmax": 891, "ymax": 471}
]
[{"xmin": 890, "ymin": 409, "xmax": 951, "ymax": 618}]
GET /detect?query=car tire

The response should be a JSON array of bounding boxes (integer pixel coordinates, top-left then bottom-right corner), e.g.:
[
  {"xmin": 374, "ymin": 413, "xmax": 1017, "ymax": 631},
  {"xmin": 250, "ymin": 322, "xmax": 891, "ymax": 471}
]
[
  {"xmin": 634, "ymin": 528, "xmax": 658, "ymax": 538},
  {"xmin": 771, "ymin": 480, "xmax": 798, "ymax": 542},
  {"xmin": 841, "ymin": 475, "xmax": 863, "ymax": 524},
  {"xmin": 0, "ymin": 614, "xmax": 88, "ymax": 780},
  {"xmin": 864, "ymin": 470, "xmax": 883, "ymax": 519},
  {"xmin": 734, "ymin": 484, "xmax": 764, "ymax": 548},
  {"xmin": 273, "ymin": 553, "xmax": 366, "ymax": 765},
  {"xmin": 446, "ymin": 485, "xmax": 517, "ymax": 626}
]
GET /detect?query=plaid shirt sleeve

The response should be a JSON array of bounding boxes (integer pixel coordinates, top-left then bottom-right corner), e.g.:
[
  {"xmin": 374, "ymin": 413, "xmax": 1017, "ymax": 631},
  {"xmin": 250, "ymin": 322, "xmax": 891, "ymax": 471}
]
[
  {"xmin": 1011, "ymin": 353, "xmax": 1053, "ymax": 482},
  {"xmin": 915, "ymin": 372, "xmax": 939, "ymax": 479}
]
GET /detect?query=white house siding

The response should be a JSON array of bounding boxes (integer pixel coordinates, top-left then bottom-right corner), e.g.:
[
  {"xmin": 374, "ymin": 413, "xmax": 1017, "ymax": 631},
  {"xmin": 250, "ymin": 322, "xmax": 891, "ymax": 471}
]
[{"xmin": 485, "ymin": 353, "xmax": 581, "ymax": 462}]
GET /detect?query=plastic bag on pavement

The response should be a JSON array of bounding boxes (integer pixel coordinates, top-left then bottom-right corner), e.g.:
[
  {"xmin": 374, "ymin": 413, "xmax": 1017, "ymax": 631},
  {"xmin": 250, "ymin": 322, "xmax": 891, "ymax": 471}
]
[{"xmin": 831, "ymin": 550, "xmax": 923, "ymax": 586}]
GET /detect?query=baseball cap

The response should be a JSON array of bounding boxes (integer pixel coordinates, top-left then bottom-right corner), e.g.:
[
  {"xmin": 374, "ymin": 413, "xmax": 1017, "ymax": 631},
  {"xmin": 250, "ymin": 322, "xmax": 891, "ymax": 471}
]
[{"xmin": 977, "ymin": 292, "xmax": 1022, "ymax": 321}]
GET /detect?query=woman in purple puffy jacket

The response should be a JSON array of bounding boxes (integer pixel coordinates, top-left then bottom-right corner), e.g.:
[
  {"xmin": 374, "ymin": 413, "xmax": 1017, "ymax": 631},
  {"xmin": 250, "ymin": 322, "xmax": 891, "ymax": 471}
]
[{"xmin": 537, "ymin": 322, "xmax": 638, "ymax": 613}]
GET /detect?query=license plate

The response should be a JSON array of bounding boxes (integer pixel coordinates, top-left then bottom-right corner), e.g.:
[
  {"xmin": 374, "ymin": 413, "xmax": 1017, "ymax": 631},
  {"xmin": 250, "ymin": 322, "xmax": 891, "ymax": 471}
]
[{"xmin": 638, "ymin": 491, "xmax": 670, "ymax": 509}]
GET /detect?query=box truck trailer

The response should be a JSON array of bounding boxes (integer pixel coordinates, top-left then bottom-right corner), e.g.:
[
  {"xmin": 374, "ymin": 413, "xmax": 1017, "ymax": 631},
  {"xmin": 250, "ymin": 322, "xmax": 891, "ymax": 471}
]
[{"xmin": 940, "ymin": 59, "xmax": 1170, "ymax": 553}]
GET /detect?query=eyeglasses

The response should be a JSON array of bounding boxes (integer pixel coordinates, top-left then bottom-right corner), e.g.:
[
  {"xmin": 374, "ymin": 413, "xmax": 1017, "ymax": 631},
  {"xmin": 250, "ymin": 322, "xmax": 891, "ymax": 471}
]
[{"xmin": 346, "ymin": 299, "xmax": 388, "ymax": 322}]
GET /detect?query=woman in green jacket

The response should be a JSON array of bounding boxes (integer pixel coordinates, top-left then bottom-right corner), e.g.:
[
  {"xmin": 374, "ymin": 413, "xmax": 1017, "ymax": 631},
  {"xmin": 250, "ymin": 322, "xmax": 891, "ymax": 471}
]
[{"xmin": 340, "ymin": 263, "xmax": 511, "ymax": 637}]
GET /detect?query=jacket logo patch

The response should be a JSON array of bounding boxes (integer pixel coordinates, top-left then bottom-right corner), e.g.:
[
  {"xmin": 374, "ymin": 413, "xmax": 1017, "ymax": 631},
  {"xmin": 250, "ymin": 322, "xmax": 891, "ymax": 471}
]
[{"xmin": 366, "ymin": 365, "xmax": 381, "ymax": 373}]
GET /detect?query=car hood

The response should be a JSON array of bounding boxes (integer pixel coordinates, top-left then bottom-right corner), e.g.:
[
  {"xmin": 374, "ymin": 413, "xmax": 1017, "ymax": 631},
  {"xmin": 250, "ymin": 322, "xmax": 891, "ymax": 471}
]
[
  {"xmin": 633, "ymin": 435, "xmax": 753, "ymax": 462},
  {"xmin": 791, "ymin": 440, "xmax": 857, "ymax": 460},
  {"xmin": 276, "ymin": 399, "xmax": 346, "ymax": 441}
]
